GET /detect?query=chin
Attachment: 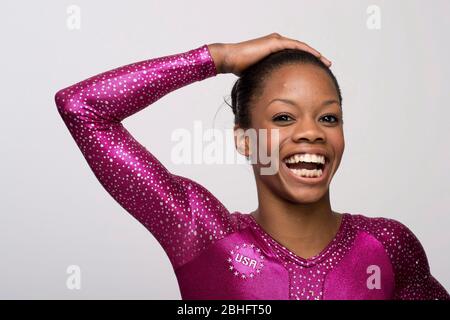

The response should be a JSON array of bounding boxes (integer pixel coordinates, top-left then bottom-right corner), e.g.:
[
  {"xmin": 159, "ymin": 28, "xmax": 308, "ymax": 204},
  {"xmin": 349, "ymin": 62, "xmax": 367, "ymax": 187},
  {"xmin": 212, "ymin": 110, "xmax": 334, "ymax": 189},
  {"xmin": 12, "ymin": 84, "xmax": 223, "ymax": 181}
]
[{"xmin": 284, "ymin": 185, "xmax": 329, "ymax": 204}]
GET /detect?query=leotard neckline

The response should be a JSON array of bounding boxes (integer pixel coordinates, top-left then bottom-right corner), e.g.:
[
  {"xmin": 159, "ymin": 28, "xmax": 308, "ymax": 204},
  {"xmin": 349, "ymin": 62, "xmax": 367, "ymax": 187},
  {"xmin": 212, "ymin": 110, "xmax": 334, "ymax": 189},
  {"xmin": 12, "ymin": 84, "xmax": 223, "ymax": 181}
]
[{"xmin": 245, "ymin": 212, "xmax": 351, "ymax": 267}]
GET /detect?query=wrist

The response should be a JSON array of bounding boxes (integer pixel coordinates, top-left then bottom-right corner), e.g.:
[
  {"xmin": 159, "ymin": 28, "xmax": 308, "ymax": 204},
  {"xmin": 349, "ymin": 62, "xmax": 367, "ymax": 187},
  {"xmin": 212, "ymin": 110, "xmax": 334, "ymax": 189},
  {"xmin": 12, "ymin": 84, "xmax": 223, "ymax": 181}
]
[{"xmin": 207, "ymin": 43, "xmax": 226, "ymax": 74}]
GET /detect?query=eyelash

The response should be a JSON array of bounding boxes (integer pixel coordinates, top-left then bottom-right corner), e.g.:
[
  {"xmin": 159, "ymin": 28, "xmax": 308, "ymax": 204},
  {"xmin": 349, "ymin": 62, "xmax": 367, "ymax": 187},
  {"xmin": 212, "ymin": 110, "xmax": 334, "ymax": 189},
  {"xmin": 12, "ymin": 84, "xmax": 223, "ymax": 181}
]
[{"xmin": 272, "ymin": 114, "xmax": 340, "ymax": 124}]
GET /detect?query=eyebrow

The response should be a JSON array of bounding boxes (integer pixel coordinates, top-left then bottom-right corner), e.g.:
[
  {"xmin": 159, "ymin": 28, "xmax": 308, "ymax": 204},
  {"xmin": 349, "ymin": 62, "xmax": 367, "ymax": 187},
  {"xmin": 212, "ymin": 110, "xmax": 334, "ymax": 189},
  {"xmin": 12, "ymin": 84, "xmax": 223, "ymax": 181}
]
[{"xmin": 266, "ymin": 98, "xmax": 340, "ymax": 109}]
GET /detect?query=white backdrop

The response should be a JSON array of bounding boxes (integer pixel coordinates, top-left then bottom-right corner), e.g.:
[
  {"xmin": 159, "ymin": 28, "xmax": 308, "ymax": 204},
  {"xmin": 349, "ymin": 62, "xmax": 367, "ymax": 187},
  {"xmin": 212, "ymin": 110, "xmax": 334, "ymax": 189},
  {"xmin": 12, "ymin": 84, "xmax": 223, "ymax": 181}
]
[{"xmin": 0, "ymin": 0, "xmax": 449, "ymax": 299}]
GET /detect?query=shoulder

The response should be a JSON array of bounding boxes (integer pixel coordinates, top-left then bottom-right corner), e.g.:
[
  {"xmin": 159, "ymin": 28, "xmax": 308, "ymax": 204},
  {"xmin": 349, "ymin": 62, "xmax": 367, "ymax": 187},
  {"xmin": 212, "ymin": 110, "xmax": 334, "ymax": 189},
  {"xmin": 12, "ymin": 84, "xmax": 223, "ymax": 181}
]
[
  {"xmin": 346, "ymin": 213, "xmax": 423, "ymax": 263},
  {"xmin": 346, "ymin": 213, "xmax": 449, "ymax": 299},
  {"xmin": 346, "ymin": 213, "xmax": 417, "ymax": 250},
  {"xmin": 229, "ymin": 211, "xmax": 253, "ymax": 231}
]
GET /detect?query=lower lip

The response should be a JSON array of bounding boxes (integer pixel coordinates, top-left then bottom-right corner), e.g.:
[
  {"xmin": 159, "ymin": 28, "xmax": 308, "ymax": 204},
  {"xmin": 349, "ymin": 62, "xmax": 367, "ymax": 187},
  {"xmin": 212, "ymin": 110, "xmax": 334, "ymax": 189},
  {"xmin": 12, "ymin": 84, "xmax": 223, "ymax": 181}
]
[{"xmin": 281, "ymin": 160, "xmax": 330, "ymax": 185}]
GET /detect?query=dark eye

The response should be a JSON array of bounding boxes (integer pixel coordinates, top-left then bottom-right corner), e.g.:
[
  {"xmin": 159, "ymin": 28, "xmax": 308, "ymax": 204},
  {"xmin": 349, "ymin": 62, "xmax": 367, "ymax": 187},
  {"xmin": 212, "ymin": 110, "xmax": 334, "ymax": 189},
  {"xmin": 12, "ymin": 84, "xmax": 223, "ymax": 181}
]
[
  {"xmin": 273, "ymin": 114, "xmax": 294, "ymax": 122},
  {"xmin": 320, "ymin": 115, "xmax": 339, "ymax": 124}
]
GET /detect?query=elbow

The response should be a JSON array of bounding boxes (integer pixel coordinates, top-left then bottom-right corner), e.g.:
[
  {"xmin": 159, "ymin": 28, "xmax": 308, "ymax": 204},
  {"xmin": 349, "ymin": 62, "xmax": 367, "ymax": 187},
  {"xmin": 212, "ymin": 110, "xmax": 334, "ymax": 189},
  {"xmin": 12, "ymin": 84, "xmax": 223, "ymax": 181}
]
[
  {"xmin": 54, "ymin": 85, "xmax": 111, "ymax": 126},
  {"xmin": 54, "ymin": 85, "xmax": 83, "ymax": 118},
  {"xmin": 54, "ymin": 87, "xmax": 71, "ymax": 112}
]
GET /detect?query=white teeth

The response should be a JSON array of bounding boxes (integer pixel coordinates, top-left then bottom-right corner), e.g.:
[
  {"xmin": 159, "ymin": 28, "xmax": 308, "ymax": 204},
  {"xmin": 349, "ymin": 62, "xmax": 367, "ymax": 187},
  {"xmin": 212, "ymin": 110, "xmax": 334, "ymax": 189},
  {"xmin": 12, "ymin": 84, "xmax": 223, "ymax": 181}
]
[
  {"xmin": 284, "ymin": 153, "xmax": 325, "ymax": 164},
  {"xmin": 289, "ymin": 168, "xmax": 323, "ymax": 178}
]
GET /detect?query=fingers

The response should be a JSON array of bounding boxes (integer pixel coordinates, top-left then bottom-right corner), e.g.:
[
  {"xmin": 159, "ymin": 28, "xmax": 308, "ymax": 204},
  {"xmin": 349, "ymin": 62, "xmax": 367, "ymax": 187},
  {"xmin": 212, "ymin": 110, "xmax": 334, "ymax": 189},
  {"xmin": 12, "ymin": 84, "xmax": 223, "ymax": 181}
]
[
  {"xmin": 272, "ymin": 33, "xmax": 332, "ymax": 67},
  {"xmin": 292, "ymin": 40, "xmax": 332, "ymax": 67},
  {"xmin": 319, "ymin": 55, "xmax": 332, "ymax": 67},
  {"xmin": 295, "ymin": 40, "xmax": 321, "ymax": 57}
]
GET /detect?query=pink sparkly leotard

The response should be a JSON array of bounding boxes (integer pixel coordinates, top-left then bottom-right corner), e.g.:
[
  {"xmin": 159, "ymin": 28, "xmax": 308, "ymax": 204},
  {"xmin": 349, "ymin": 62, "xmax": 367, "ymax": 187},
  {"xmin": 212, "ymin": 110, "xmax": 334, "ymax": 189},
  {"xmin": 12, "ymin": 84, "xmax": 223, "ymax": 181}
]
[{"xmin": 54, "ymin": 44, "xmax": 449, "ymax": 300}]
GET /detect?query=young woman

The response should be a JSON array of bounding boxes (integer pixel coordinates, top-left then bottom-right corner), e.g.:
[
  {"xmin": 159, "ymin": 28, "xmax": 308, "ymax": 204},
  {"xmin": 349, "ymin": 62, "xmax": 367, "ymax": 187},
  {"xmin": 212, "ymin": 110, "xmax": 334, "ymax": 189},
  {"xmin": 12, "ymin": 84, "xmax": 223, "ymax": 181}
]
[{"xmin": 55, "ymin": 33, "xmax": 449, "ymax": 300}]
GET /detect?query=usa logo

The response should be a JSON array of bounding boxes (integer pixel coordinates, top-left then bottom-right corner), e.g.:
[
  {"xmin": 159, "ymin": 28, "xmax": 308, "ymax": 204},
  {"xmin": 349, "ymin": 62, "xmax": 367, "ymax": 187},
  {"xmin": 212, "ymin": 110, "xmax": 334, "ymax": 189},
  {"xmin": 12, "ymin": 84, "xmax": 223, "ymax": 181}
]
[{"xmin": 227, "ymin": 243, "xmax": 265, "ymax": 279}]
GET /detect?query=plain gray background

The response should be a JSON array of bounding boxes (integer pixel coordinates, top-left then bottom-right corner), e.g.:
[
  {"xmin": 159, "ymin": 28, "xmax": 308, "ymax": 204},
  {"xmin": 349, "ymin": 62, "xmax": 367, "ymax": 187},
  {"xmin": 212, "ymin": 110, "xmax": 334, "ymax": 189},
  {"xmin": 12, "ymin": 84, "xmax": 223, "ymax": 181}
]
[{"xmin": 1, "ymin": 0, "xmax": 449, "ymax": 299}]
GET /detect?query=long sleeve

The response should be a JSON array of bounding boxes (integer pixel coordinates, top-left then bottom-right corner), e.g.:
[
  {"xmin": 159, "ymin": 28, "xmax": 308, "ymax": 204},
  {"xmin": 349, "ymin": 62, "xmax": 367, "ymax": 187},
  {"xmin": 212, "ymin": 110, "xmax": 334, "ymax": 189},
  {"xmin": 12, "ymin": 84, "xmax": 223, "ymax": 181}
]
[
  {"xmin": 54, "ymin": 44, "xmax": 234, "ymax": 270},
  {"xmin": 387, "ymin": 219, "xmax": 450, "ymax": 300}
]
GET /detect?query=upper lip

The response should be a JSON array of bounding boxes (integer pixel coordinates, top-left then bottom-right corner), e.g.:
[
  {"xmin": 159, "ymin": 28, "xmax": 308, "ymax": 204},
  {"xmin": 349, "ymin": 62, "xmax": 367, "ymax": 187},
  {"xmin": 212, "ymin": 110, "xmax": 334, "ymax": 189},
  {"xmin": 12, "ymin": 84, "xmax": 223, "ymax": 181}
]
[{"xmin": 282, "ymin": 148, "xmax": 330, "ymax": 163}]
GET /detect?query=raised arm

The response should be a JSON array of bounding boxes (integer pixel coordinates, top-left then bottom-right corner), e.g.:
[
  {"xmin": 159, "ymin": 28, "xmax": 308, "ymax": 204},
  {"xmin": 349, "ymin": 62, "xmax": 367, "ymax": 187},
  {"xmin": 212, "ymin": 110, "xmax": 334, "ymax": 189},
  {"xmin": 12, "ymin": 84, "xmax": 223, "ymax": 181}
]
[{"xmin": 54, "ymin": 44, "xmax": 234, "ymax": 270}]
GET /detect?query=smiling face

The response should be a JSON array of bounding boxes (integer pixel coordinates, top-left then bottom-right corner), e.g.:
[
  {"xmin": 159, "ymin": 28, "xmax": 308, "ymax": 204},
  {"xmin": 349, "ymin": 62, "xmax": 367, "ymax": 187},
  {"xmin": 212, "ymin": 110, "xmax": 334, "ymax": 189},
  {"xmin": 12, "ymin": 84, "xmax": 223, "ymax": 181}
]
[{"xmin": 235, "ymin": 62, "xmax": 345, "ymax": 204}]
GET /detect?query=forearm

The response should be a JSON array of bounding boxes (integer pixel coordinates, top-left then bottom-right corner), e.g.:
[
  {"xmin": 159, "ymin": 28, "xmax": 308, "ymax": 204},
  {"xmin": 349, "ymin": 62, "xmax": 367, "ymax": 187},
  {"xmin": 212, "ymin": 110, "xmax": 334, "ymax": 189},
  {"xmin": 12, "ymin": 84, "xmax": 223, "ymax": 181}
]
[{"xmin": 54, "ymin": 44, "xmax": 218, "ymax": 122}]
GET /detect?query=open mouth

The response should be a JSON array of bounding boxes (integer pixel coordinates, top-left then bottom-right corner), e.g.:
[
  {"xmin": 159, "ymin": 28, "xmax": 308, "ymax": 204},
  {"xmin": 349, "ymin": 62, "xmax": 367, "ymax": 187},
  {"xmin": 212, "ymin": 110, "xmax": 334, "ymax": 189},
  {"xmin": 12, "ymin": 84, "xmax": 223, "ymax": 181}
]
[{"xmin": 282, "ymin": 153, "xmax": 329, "ymax": 181}]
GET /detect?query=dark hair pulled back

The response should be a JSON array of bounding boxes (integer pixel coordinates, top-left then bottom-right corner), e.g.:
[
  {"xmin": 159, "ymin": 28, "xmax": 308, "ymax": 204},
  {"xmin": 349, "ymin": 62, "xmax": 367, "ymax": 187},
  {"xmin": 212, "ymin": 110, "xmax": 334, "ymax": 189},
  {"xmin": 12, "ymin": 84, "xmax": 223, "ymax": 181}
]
[{"xmin": 228, "ymin": 49, "xmax": 342, "ymax": 129}]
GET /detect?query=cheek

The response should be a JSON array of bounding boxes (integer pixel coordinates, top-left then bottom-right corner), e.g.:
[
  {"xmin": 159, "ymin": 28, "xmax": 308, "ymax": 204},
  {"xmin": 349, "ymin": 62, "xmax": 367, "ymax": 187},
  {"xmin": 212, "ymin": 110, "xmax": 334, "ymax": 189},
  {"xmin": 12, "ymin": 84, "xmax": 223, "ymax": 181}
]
[
  {"xmin": 253, "ymin": 128, "xmax": 284, "ymax": 158},
  {"xmin": 269, "ymin": 128, "xmax": 291, "ymax": 154},
  {"xmin": 329, "ymin": 131, "xmax": 345, "ymax": 161}
]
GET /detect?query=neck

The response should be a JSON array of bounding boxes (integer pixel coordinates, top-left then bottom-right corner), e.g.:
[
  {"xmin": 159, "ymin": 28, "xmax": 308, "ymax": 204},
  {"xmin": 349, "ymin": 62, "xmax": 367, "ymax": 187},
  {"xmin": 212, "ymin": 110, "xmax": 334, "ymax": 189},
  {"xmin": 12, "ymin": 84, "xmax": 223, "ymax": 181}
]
[{"xmin": 251, "ymin": 182, "xmax": 341, "ymax": 259}]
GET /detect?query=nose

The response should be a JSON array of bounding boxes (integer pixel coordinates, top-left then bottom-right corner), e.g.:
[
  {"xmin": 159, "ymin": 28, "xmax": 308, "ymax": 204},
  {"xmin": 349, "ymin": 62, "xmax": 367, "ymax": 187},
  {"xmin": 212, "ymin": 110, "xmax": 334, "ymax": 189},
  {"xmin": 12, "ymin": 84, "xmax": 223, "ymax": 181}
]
[{"xmin": 291, "ymin": 117, "xmax": 326, "ymax": 143}]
